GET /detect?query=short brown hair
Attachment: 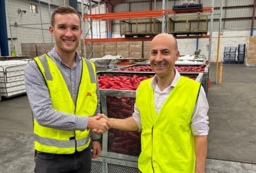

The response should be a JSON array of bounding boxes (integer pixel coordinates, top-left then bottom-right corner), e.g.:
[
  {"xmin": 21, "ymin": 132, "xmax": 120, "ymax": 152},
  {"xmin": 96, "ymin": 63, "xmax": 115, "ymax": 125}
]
[{"xmin": 51, "ymin": 6, "xmax": 81, "ymax": 27}]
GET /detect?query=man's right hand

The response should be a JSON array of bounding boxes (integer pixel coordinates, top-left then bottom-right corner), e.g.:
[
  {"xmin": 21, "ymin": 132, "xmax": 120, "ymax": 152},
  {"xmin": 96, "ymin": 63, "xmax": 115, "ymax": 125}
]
[{"xmin": 88, "ymin": 114, "xmax": 109, "ymax": 134}]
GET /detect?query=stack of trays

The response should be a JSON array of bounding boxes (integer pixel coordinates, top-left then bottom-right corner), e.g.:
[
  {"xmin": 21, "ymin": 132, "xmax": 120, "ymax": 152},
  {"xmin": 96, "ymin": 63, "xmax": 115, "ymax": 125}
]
[{"xmin": 0, "ymin": 60, "xmax": 29, "ymax": 98}]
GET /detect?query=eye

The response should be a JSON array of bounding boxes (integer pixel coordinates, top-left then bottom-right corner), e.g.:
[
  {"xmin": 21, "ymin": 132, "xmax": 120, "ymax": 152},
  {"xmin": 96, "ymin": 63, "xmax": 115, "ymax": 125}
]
[
  {"xmin": 161, "ymin": 49, "xmax": 170, "ymax": 55},
  {"xmin": 151, "ymin": 50, "xmax": 157, "ymax": 55},
  {"xmin": 72, "ymin": 26, "xmax": 79, "ymax": 30},
  {"xmin": 58, "ymin": 25, "xmax": 66, "ymax": 29}
]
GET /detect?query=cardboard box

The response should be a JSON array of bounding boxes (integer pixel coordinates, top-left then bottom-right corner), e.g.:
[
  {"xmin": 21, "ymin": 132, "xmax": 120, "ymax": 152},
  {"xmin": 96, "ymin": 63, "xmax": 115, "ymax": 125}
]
[
  {"xmin": 129, "ymin": 41, "xmax": 143, "ymax": 45},
  {"xmin": 246, "ymin": 44, "xmax": 256, "ymax": 51},
  {"xmin": 143, "ymin": 41, "xmax": 151, "ymax": 59},
  {"xmin": 36, "ymin": 43, "xmax": 54, "ymax": 56},
  {"xmin": 21, "ymin": 43, "xmax": 37, "ymax": 58},
  {"xmin": 93, "ymin": 52, "xmax": 104, "ymax": 58},
  {"xmin": 104, "ymin": 51, "xmax": 117, "ymax": 56},
  {"xmin": 130, "ymin": 52, "xmax": 142, "ymax": 58},
  {"xmin": 246, "ymin": 58, "xmax": 256, "ymax": 65},
  {"xmin": 117, "ymin": 42, "xmax": 130, "ymax": 49},
  {"xmin": 246, "ymin": 51, "xmax": 256, "ymax": 59},
  {"xmin": 246, "ymin": 36, "xmax": 256, "ymax": 44},
  {"xmin": 117, "ymin": 50, "xmax": 129, "ymax": 58},
  {"xmin": 104, "ymin": 42, "xmax": 117, "ymax": 55}
]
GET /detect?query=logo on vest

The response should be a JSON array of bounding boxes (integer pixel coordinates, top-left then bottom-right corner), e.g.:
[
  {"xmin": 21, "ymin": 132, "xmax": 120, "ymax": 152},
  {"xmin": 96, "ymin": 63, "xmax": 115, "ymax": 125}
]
[{"xmin": 86, "ymin": 92, "xmax": 92, "ymax": 96}]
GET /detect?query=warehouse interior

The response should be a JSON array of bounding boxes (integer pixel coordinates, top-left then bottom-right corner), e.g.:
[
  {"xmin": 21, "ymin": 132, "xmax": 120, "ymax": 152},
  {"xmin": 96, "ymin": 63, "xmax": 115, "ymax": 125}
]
[{"xmin": 1, "ymin": 0, "xmax": 256, "ymax": 173}]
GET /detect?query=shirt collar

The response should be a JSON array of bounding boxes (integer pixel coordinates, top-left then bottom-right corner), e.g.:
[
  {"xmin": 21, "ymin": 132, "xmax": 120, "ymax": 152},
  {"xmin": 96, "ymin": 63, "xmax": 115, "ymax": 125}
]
[
  {"xmin": 47, "ymin": 47, "xmax": 82, "ymax": 66},
  {"xmin": 150, "ymin": 68, "xmax": 181, "ymax": 90}
]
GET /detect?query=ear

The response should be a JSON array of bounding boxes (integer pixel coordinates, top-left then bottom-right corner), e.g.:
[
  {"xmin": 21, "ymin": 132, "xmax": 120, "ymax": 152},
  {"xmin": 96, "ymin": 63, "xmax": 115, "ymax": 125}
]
[
  {"xmin": 175, "ymin": 50, "xmax": 180, "ymax": 61},
  {"xmin": 49, "ymin": 26, "xmax": 54, "ymax": 36}
]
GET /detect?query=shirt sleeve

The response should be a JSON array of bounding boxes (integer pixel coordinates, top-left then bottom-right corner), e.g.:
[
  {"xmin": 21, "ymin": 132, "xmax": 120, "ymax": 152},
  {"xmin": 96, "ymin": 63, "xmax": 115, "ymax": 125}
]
[
  {"xmin": 191, "ymin": 86, "xmax": 210, "ymax": 136},
  {"xmin": 132, "ymin": 103, "xmax": 142, "ymax": 132},
  {"xmin": 24, "ymin": 61, "xmax": 88, "ymax": 131}
]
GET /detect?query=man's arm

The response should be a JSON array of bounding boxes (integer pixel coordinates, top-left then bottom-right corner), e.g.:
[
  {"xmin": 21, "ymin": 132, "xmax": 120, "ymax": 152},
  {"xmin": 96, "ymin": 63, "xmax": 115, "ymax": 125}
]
[
  {"xmin": 194, "ymin": 135, "xmax": 208, "ymax": 173},
  {"xmin": 109, "ymin": 117, "xmax": 139, "ymax": 131},
  {"xmin": 191, "ymin": 86, "xmax": 209, "ymax": 173},
  {"xmin": 91, "ymin": 141, "xmax": 101, "ymax": 159}
]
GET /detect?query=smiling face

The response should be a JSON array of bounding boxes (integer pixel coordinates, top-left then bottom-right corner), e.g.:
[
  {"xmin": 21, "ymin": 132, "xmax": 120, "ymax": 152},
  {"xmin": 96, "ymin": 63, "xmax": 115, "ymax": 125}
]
[
  {"xmin": 49, "ymin": 13, "xmax": 82, "ymax": 56},
  {"xmin": 149, "ymin": 34, "xmax": 180, "ymax": 78}
]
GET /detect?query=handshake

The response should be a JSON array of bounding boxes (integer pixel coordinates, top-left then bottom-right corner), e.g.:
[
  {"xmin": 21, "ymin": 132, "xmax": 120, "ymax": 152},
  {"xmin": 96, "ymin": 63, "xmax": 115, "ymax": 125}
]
[{"xmin": 88, "ymin": 113, "xmax": 111, "ymax": 134}]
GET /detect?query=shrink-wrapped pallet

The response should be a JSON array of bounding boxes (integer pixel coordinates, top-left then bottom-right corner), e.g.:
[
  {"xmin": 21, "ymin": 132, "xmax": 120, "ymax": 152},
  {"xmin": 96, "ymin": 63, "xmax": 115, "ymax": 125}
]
[
  {"xmin": 245, "ymin": 36, "xmax": 256, "ymax": 66},
  {"xmin": 0, "ymin": 60, "xmax": 28, "ymax": 98}
]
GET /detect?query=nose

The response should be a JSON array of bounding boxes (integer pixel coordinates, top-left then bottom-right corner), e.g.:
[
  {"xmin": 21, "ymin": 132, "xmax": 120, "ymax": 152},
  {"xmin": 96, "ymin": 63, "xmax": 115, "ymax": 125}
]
[
  {"xmin": 65, "ymin": 28, "xmax": 73, "ymax": 37},
  {"xmin": 155, "ymin": 51, "xmax": 162, "ymax": 61}
]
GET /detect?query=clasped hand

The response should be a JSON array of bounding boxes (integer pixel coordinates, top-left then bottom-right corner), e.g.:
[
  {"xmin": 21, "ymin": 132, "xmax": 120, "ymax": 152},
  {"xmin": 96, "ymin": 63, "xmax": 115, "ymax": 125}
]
[{"xmin": 89, "ymin": 113, "xmax": 110, "ymax": 134}]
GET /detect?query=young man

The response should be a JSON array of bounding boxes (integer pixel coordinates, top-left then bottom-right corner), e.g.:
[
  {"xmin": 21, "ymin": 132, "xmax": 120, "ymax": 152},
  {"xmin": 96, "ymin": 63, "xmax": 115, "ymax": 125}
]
[
  {"xmin": 24, "ymin": 6, "xmax": 109, "ymax": 173},
  {"xmin": 108, "ymin": 33, "xmax": 209, "ymax": 173}
]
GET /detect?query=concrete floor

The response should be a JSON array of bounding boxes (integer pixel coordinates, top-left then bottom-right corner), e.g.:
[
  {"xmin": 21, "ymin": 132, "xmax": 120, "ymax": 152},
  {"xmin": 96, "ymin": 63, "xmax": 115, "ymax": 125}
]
[{"xmin": 0, "ymin": 63, "xmax": 256, "ymax": 173}]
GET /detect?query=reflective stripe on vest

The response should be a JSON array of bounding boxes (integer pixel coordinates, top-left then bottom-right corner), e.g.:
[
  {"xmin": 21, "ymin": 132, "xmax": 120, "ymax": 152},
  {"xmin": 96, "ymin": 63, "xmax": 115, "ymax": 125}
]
[
  {"xmin": 136, "ymin": 77, "xmax": 200, "ymax": 173},
  {"xmin": 38, "ymin": 54, "xmax": 52, "ymax": 80},
  {"xmin": 34, "ymin": 134, "xmax": 89, "ymax": 148},
  {"xmin": 38, "ymin": 55, "xmax": 96, "ymax": 84},
  {"xmin": 34, "ymin": 54, "xmax": 97, "ymax": 154}
]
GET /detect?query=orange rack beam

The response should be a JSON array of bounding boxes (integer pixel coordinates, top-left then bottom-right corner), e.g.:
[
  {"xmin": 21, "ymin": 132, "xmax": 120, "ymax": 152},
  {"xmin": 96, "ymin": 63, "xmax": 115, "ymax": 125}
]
[
  {"xmin": 84, "ymin": 38, "xmax": 153, "ymax": 44},
  {"xmin": 174, "ymin": 35, "xmax": 211, "ymax": 39},
  {"xmin": 84, "ymin": 35, "xmax": 211, "ymax": 44},
  {"xmin": 83, "ymin": 7, "xmax": 212, "ymax": 21}
]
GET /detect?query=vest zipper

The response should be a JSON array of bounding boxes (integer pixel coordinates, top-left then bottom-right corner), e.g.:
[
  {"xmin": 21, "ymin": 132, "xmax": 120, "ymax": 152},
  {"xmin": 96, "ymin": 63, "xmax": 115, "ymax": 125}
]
[
  {"xmin": 151, "ymin": 126, "xmax": 155, "ymax": 173},
  {"xmin": 74, "ymin": 111, "xmax": 77, "ymax": 152}
]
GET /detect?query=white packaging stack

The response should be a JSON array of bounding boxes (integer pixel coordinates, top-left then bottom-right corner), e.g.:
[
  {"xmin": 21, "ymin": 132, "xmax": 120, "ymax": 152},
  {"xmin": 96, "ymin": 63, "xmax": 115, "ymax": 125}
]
[
  {"xmin": 0, "ymin": 60, "xmax": 29, "ymax": 98},
  {"xmin": 177, "ymin": 55, "xmax": 206, "ymax": 65}
]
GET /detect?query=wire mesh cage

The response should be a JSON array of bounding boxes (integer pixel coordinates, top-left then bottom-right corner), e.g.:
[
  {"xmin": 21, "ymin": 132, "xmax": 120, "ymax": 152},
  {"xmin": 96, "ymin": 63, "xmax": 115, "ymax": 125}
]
[
  {"xmin": 108, "ymin": 163, "xmax": 141, "ymax": 173},
  {"xmin": 91, "ymin": 160, "xmax": 103, "ymax": 173},
  {"xmin": 106, "ymin": 96, "xmax": 141, "ymax": 156},
  {"xmin": 168, "ymin": 15, "xmax": 208, "ymax": 36},
  {"xmin": 120, "ymin": 18, "xmax": 161, "ymax": 38}
]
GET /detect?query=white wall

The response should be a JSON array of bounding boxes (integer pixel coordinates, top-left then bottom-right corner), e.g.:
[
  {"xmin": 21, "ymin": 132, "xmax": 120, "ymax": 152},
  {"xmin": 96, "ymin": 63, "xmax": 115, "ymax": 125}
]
[
  {"xmin": 5, "ymin": 0, "xmax": 67, "ymax": 56},
  {"xmin": 5, "ymin": 0, "xmax": 58, "ymax": 56},
  {"xmin": 177, "ymin": 30, "xmax": 252, "ymax": 62}
]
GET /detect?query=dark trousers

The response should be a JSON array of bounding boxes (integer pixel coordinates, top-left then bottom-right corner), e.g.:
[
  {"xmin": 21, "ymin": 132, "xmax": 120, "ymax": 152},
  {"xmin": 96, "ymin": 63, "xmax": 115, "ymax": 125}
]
[{"xmin": 35, "ymin": 147, "xmax": 91, "ymax": 173}]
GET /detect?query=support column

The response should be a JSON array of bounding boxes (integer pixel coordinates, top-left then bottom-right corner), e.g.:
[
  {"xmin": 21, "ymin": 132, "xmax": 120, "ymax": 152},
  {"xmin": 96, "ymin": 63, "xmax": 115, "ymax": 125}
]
[
  {"xmin": 0, "ymin": 0, "xmax": 9, "ymax": 56},
  {"xmin": 251, "ymin": 0, "xmax": 256, "ymax": 36},
  {"xmin": 69, "ymin": 0, "xmax": 77, "ymax": 10},
  {"xmin": 106, "ymin": 3, "xmax": 113, "ymax": 38}
]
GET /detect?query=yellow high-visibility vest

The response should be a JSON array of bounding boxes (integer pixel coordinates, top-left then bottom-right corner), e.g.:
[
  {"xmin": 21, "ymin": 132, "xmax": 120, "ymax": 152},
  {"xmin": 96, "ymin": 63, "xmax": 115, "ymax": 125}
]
[
  {"xmin": 34, "ymin": 54, "xmax": 97, "ymax": 154},
  {"xmin": 136, "ymin": 76, "xmax": 200, "ymax": 173}
]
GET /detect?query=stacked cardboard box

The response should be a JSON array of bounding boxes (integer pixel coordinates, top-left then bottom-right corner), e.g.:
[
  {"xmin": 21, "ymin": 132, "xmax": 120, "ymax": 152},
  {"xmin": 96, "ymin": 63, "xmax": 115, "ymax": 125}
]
[
  {"xmin": 37, "ymin": 43, "xmax": 54, "ymax": 56},
  {"xmin": 93, "ymin": 42, "xmax": 105, "ymax": 58},
  {"xmin": 117, "ymin": 42, "xmax": 130, "ymax": 58},
  {"xmin": 245, "ymin": 36, "xmax": 256, "ymax": 66},
  {"xmin": 143, "ymin": 41, "xmax": 151, "ymax": 59},
  {"xmin": 104, "ymin": 42, "xmax": 117, "ymax": 56},
  {"xmin": 129, "ymin": 41, "xmax": 142, "ymax": 59},
  {"xmin": 21, "ymin": 43, "xmax": 37, "ymax": 58}
]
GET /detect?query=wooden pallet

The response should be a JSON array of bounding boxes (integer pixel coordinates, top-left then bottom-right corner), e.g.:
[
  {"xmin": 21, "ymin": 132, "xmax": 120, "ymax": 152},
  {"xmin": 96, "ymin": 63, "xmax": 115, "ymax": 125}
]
[
  {"xmin": 124, "ymin": 33, "xmax": 157, "ymax": 38},
  {"xmin": 171, "ymin": 31, "xmax": 207, "ymax": 37}
]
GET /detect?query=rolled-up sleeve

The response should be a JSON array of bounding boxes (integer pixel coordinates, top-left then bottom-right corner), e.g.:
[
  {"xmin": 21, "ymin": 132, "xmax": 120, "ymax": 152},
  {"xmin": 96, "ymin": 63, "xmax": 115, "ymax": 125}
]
[{"xmin": 191, "ymin": 86, "xmax": 209, "ymax": 136}]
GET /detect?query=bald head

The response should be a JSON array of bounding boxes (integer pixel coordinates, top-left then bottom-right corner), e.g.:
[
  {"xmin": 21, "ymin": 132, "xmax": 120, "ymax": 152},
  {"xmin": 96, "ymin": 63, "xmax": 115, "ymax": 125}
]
[{"xmin": 151, "ymin": 33, "xmax": 178, "ymax": 50}]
